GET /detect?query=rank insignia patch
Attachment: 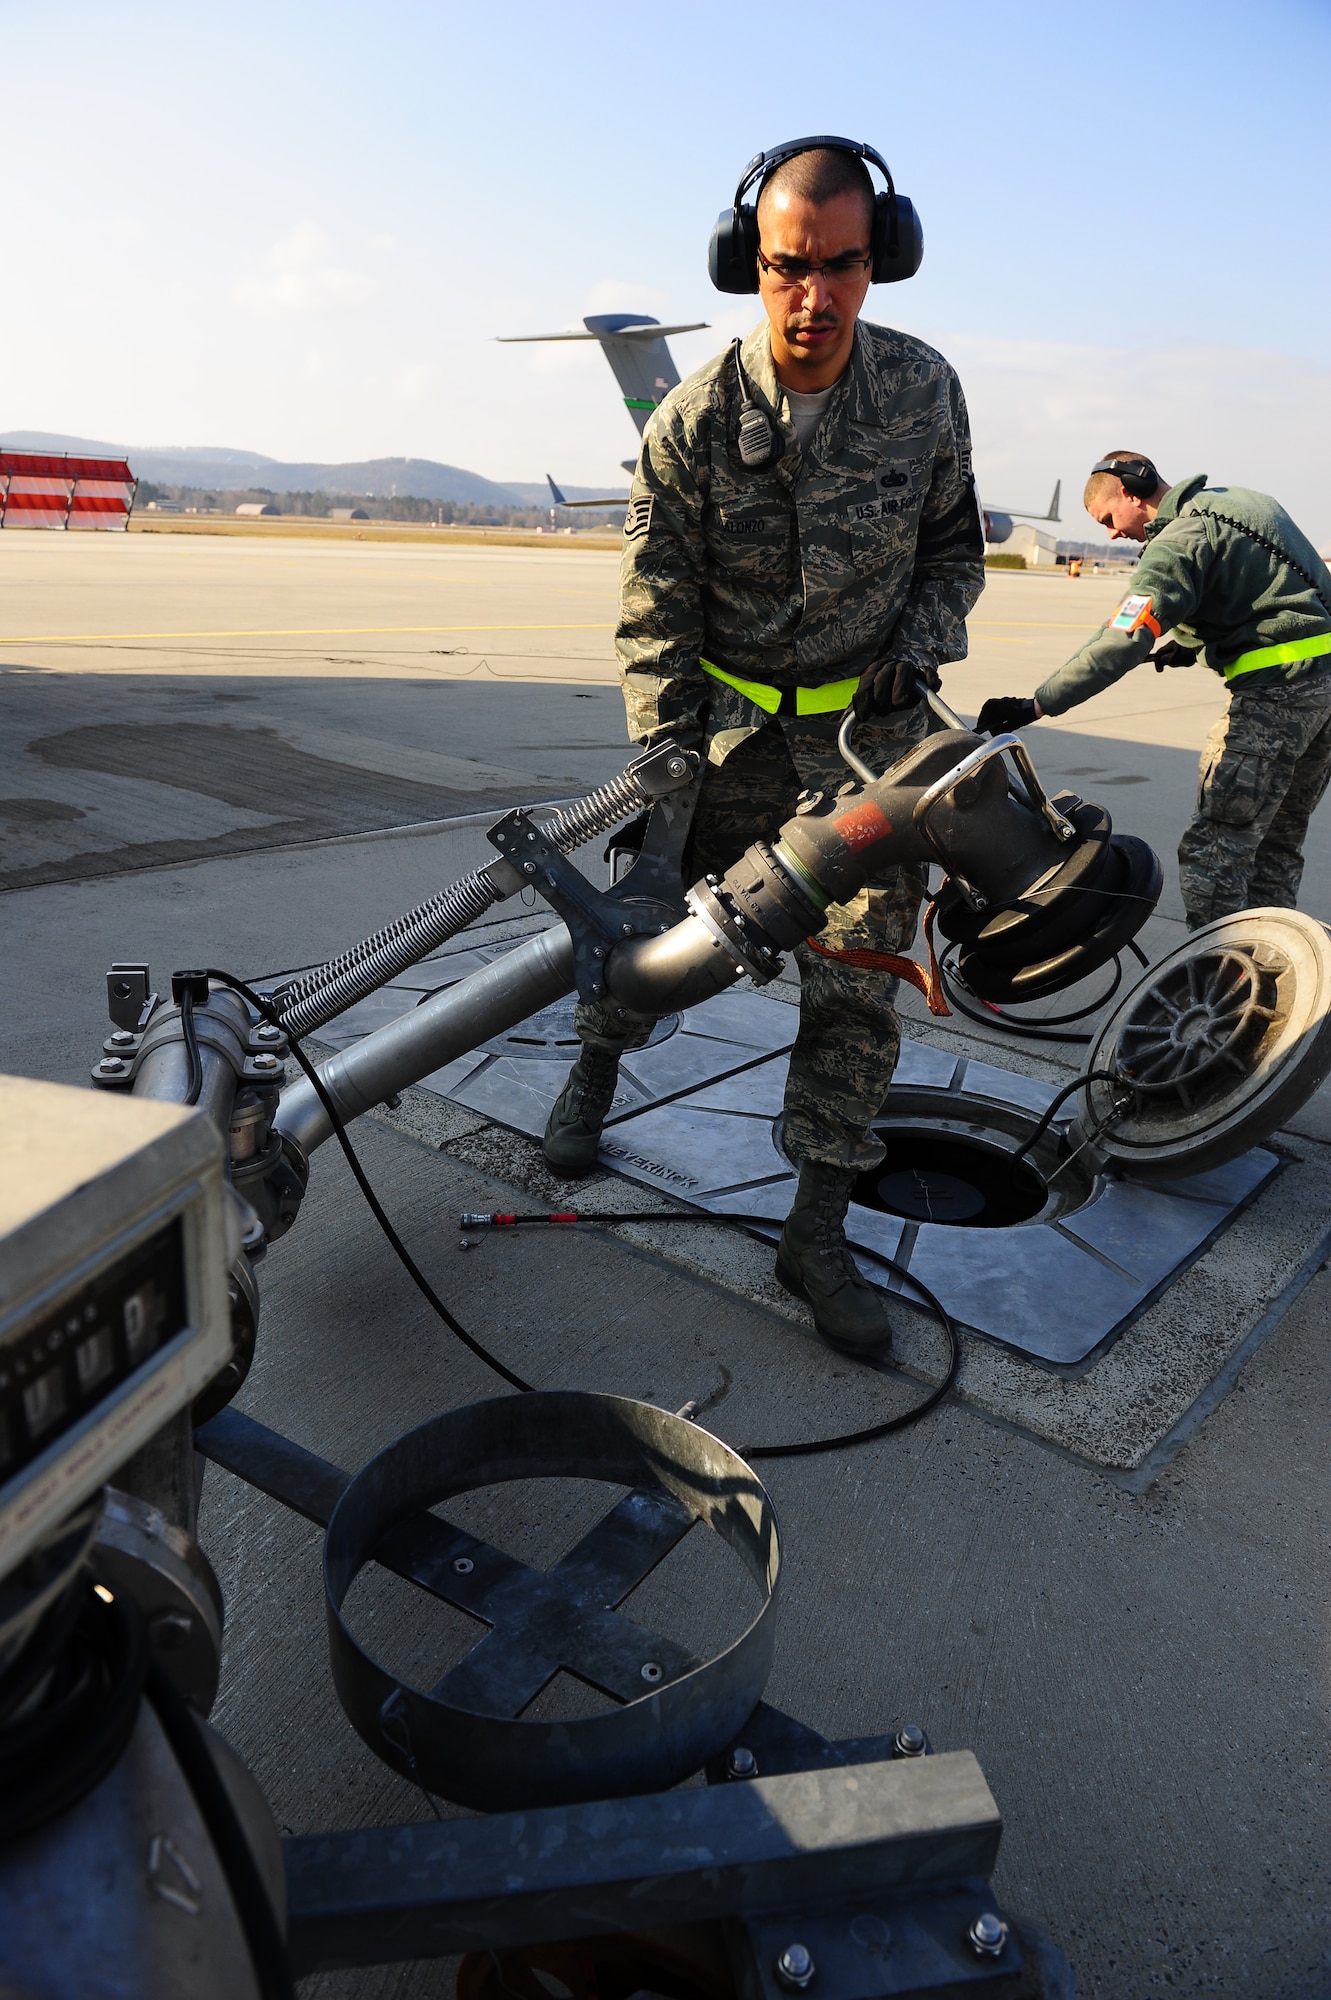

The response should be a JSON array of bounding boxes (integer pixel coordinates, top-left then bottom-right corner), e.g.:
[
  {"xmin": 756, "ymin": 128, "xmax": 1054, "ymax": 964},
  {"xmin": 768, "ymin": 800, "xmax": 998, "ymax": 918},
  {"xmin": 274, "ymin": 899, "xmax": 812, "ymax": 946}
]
[{"xmin": 624, "ymin": 495, "xmax": 653, "ymax": 541}]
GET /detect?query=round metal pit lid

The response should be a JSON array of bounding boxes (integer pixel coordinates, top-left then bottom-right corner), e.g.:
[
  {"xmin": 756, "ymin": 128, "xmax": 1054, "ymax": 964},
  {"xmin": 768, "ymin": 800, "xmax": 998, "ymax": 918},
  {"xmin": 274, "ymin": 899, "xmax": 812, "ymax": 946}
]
[{"xmin": 1080, "ymin": 908, "xmax": 1331, "ymax": 1178}]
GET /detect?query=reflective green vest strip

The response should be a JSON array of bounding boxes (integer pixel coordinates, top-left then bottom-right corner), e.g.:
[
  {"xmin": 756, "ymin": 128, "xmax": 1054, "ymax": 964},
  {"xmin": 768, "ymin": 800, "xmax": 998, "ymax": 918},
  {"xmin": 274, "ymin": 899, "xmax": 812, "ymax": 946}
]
[
  {"xmin": 699, "ymin": 657, "xmax": 858, "ymax": 716},
  {"xmin": 1223, "ymin": 632, "xmax": 1331, "ymax": 680}
]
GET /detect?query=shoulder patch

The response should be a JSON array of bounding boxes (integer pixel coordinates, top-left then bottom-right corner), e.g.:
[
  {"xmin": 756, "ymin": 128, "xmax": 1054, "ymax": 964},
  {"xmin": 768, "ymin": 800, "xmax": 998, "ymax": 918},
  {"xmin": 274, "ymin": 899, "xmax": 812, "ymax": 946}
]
[
  {"xmin": 1110, "ymin": 593, "xmax": 1161, "ymax": 636},
  {"xmin": 624, "ymin": 495, "xmax": 653, "ymax": 542}
]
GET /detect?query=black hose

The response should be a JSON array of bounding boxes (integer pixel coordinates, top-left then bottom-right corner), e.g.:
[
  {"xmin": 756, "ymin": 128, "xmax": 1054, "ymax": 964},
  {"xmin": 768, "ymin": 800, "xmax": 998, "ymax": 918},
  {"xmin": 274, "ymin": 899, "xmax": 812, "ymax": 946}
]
[
  {"xmin": 937, "ymin": 944, "xmax": 1125, "ymax": 1045},
  {"xmin": 203, "ymin": 969, "xmax": 531, "ymax": 1393},
  {"xmin": 180, "ymin": 986, "xmax": 204, "ymax": 1106},
  {"xmin": 1010, "ymin": 1069, "xmax": 1126, "ymax": 1166},
  {"xmin": 204, "ymin": 969, "xmax": 955, "ymax": 1453},
  {"xmin": 144, "ymin": 1661, "xmax": 294, "ymax": 2000},
  {"xmin": 0, "ymin": 1578, "xmax": 147, "ymax": 1842}
]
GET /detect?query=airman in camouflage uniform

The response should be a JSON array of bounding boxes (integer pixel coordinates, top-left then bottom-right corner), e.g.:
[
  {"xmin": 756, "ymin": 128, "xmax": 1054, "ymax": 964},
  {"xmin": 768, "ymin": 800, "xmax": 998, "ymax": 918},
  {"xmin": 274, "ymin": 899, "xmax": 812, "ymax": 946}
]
[
  {"xmin": 979, "ymin": 460, "xmax": 1331, "ymax": 929},
  {"xmin": 543, "ymin": 148, "xmax": 984, "ymax": 1357}
]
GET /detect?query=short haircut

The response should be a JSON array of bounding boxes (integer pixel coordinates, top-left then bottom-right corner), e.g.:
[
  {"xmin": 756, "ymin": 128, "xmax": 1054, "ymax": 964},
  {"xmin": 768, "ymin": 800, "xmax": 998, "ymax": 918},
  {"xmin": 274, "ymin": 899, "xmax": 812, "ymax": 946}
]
[
  {"xmin": 757, "ymin": 147, "xmax": 875, "ymax": 236},
  {"xmin": 1084, "ymin": 449, "xmax": 1162, "ymax": 510}
]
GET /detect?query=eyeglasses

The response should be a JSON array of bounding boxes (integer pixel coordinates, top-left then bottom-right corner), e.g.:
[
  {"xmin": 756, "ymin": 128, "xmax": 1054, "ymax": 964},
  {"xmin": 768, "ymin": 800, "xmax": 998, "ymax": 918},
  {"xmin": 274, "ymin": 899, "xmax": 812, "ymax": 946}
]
[{"xmin": 756, "ymin": 248, "xmax": 872, "ymax": 288}]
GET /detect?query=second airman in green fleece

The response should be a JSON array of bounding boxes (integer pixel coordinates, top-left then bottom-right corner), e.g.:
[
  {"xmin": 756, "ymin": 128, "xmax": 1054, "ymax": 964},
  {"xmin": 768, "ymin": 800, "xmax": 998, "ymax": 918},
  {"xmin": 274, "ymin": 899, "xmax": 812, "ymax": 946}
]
[{"xmin": 976, "ymin": 451, "xmax": 1331, "ymax": 928}]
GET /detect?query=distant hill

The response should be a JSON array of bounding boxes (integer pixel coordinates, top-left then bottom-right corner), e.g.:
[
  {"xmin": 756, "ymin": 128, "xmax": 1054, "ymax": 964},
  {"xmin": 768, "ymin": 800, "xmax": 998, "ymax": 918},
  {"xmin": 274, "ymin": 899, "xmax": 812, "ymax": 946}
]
[{"xmin": 0, "ymin": 432, "xmax": 626, "ymax": 507}]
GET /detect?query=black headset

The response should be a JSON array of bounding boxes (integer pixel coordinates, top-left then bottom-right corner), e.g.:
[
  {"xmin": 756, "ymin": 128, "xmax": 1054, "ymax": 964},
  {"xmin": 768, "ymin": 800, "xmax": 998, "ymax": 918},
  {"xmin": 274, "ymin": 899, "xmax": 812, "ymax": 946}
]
[
  {"xmin": 1090, "ymin": 456, "xmax": 1160, "ymax": 499},
  {"xmin": 708, "ymin": 134, "xmax": 923, "ymax": 294}
]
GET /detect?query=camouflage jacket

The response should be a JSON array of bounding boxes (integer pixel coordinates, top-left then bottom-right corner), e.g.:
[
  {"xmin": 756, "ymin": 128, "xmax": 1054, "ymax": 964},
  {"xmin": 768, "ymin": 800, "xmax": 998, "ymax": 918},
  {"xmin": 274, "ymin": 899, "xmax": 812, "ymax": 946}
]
[
  {"xmin": 617, "ymin": 318, "xmax": 985, "ymax": 764},
  {"xmin": 1036, "ymin": 475, "xmax": 1331, "ymax": 717}
]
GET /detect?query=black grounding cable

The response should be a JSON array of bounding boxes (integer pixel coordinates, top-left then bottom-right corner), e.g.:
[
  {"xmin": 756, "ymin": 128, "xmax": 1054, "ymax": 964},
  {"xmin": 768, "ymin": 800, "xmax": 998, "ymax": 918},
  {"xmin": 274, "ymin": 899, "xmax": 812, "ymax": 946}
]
[
  {"xmin": 458, "ymin": 1208, "xmax": 960, "ymax": 1459},
  {"xmin": 179, "ymin": 986, "xmax": 205, "ymax": 1106},
  {"xmin": 201, "ymin": 968, "xmax": 959, "ymax": 1456},
  {"xmin": 1010, "ymin": 1069, "xmax": 1128, "ymax": 1166},
  {"xmin": 205, "ymin": 969, "xmax": 532, "ymax": 1394},
  {"xmin": 935, "ymin": 937, "xmax": 1149, "ymax": 1046}
]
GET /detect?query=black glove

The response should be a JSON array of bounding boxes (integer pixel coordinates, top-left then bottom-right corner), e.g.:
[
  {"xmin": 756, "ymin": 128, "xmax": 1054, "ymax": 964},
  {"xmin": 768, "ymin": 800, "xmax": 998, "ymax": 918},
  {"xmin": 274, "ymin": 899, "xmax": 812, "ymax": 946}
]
[
  {"xmin": 1150, "ymin": 640, "xmax": 1199, "ymax": 672},
  {"xmin": 852, "ymin": 656, "xmax": 939, "ymax": 722},
  {"xmin": 975, "ymin": 696, "xmax": 1037, "ymax": 736}
]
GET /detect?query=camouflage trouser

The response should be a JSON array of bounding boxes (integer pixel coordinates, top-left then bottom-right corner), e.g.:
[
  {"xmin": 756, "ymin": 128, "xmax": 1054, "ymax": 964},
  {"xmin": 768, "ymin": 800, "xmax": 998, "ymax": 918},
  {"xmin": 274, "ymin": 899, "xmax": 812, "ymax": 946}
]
[
  {"xmin": 577, "ymin": 705, "xmax": 934, "ymax": 1171},
  {"xmin": 1177, "ymin": 678, "xmax": 1331, "ymax": 928}
]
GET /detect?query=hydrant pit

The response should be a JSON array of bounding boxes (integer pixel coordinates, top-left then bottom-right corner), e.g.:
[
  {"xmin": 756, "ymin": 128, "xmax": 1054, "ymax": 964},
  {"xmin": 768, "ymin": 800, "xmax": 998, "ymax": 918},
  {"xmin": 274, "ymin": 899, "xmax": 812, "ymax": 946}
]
[
  {"xmin": 861, "ymin": 1131, "xmax": 1048, "ymax": 1228},
  {"xmin": 852, "ymin": 1087, "xmax": 1100, "ymax": 1230}
]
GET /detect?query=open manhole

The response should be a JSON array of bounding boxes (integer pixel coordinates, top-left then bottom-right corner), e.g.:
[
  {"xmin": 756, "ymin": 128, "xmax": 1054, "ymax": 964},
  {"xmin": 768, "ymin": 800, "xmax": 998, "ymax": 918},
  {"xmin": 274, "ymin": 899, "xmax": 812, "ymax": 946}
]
[
  {"xmin": 855, "ymin": 1128, "xmax": 1048, "ymax": 1228},
  {"xmin": 780, "ymin": 1088, "xmax": 1099, "ymax": 1230}
]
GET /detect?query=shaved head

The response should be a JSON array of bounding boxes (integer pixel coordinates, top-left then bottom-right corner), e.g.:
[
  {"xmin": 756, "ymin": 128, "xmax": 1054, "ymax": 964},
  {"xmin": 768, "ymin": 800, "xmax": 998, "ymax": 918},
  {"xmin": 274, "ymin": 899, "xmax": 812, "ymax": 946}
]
[{"xmin": 757, "ymin": 147, "xmax": 875, "ymax": 233}]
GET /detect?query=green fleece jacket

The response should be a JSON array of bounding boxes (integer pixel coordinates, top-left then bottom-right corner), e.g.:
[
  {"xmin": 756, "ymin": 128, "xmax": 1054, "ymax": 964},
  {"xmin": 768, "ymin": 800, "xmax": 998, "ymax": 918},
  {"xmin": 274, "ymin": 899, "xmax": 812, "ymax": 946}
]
[{"xmin": 1035, "ymin": 475, "xmax": 1331, "ymax": 718}]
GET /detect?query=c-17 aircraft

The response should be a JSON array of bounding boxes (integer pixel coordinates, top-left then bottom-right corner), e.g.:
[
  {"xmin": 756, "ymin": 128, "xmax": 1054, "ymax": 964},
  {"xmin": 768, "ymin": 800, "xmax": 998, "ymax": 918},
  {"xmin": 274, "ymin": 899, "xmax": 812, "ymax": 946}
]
[
  {"xmin": 503, "ymin": 312, "xmax": 1060, "ymax": 534},
  {"xmin": 981, "ymin": 484, "xmax": 1061, "ymax": 544},
  {"xmin": 500, "ymin": 313, "xmax": 708, "ymax": 509}
]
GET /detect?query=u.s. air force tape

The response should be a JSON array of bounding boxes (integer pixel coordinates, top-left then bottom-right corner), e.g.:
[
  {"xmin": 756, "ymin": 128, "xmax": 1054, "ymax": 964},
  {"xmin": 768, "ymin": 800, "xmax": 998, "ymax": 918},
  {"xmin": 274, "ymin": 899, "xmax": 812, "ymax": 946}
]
[{"xmin": 624, "ymin": 495, "xmax": 653, "ymax": 541}]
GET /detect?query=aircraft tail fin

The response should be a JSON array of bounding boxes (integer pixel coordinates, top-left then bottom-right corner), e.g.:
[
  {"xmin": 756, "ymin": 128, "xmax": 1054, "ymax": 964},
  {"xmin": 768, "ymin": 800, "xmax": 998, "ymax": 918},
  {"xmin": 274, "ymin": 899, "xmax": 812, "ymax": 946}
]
[
  {"xmin": 546, "ymin": 474, "xmax": 567, "ymax": 507},
  {"xmin": 1046, "ymin": 480, "xmax": 1062, "ymax": 523},
  {"xmin": 502, "ymin": 314, "xmax": 709, "ymax": 437}
]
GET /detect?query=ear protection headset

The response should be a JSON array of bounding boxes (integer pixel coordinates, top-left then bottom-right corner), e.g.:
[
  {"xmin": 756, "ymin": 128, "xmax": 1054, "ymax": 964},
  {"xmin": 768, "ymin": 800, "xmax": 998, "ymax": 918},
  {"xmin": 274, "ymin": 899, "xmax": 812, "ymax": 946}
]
[
  {"xmin": 708, "ymin": 134, "xmax": 923, "ymax": 295},
  {"xmin": 1090, "ymin": 456, "xmax": 1160, "ymax": 499}
]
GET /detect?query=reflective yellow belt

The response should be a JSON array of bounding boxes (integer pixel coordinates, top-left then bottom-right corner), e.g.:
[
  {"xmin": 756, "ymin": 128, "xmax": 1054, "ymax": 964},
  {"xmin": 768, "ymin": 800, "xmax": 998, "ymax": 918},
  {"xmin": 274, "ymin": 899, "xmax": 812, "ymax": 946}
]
[
  {"xmin": 1223, "ymin": 632, "xmax": 1331, "ymax": 680},
  {"xmin": 698, "ymin": 656, "xmax": 858, "ymax": 716}
]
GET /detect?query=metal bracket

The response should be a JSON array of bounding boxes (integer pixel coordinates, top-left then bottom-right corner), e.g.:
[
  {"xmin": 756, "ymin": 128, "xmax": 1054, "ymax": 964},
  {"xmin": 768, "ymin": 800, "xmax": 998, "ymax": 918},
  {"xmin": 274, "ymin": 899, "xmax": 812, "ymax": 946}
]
[
  {"xmin": 607, "ymin": 772, "xmax": 703, "ymax": 914},
  {"xmin": 488, "ymin": 811, "xmax": 679, "ymax": 1006},
  {"xmin": 107, "ymin": 962, "xmax": 158, "ymax": 1034}
]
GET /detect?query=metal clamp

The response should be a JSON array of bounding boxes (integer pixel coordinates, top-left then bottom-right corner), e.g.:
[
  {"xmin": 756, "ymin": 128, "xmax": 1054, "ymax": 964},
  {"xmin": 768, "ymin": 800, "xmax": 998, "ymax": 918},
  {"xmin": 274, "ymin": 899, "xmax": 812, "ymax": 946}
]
[
  {"xmin": 913, "ymin": 734, "xmax": 1076, "ymax": 844},
  {"xmin": 487, "ymin": 809, "xmax": 683, "ymax": 1004}
]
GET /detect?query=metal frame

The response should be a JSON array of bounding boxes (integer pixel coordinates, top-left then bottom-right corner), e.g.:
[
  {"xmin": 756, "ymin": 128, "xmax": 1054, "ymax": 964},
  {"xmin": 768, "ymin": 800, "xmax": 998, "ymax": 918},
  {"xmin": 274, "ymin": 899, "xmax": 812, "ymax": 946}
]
[
  {"xmin": 322, "ymin": 1392, "xmax": 781, "ymax": 1811},
  {"xmin": 193, "ymin": 1403, "xmax": 1050, "ymax": 1991}
]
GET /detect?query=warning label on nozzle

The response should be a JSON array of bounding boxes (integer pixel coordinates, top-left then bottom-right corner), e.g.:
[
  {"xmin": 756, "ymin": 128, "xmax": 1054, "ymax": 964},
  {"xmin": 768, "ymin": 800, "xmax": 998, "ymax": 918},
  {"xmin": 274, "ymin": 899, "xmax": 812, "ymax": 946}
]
[{"xmin": 834, "ymin": 800, "xmax": 893, "ymax": 851}]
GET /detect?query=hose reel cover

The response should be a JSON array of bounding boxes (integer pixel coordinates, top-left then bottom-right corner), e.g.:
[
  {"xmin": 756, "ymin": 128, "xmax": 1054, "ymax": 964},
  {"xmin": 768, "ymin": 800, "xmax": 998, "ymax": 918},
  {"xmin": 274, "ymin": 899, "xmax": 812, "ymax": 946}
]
[{"xmin": 1080, "ymin": 908, "xmax": 1331, "ymax": 1178}]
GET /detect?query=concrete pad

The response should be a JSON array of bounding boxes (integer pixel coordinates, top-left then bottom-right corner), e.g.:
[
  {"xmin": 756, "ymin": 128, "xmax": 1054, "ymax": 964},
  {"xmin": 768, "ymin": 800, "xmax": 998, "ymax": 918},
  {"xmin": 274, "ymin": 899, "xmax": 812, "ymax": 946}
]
[
  {"xmin": 194, "ymin": 1107, "xmax": 1331, "ymax": 2000},
  {"xmin": 305, "ymin": 916, "xmax": 1314, "ymax": 1464},
  {"xmin": 7, "ymin": 534, "xmax": 1331, "ymax": 1996}
]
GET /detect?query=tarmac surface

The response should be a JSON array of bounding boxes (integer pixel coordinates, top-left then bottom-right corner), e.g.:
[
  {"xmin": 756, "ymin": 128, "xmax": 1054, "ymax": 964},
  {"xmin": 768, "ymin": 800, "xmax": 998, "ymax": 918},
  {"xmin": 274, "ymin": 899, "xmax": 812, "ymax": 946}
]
[{"xmin": 4, "ymin": 529, "xmax": 1331, "ymax": 1997}]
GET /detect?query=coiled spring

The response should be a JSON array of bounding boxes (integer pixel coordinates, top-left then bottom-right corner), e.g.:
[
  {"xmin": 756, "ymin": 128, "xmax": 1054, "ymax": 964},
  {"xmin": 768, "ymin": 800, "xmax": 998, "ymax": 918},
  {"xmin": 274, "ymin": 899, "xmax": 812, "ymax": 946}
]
[{"xmin": 273, "ymin": 765, "xmax": 661, "ymax": 1040}]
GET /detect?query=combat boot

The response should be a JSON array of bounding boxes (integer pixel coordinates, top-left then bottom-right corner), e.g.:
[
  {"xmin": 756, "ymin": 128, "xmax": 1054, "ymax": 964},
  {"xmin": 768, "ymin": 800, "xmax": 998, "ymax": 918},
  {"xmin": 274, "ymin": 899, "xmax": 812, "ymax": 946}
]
[
  {"xmin": 542, "ymin": 1046, "xmax": 621, "ymax": 1176},
  {"xmin": 775, "ymin": 1160, "xmax": 894, "ymax": 1358}
]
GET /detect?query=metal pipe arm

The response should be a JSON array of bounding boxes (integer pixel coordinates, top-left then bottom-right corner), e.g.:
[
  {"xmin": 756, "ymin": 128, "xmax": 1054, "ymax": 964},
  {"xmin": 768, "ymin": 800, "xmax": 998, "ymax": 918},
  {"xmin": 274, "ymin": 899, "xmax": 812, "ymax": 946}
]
[
  {"xmin": 276, "ymin": 726, "xmax": 1157, "ymax": 1157},
  {"xmin": 275, "ymin": 927, "xmax": 577, "ymax": 1157}
]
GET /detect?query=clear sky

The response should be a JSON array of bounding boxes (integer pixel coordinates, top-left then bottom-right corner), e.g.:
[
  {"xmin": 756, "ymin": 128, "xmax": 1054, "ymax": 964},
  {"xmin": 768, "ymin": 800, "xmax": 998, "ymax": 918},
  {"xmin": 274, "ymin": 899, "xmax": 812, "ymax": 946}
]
[{"xmin": 4, "ymin": 0, "xmax": 1330, "ymax": 540}]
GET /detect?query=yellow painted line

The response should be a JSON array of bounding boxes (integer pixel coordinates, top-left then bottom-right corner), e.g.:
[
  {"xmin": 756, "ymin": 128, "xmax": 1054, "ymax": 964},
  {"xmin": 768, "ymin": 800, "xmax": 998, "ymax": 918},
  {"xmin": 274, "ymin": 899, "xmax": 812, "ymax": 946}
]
[
  {"xmin": 0, "ymin": 621, "xmax": 614, "ymax": 645},
  {"xmin": 972, "ymin": 620, "xmax": 1100, "ymax": 631}
]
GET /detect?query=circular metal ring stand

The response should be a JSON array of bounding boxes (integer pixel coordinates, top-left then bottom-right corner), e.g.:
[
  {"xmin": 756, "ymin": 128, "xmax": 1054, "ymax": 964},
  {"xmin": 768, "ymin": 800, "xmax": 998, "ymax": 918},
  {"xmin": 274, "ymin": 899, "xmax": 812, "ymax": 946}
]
[
  {"xmin": 1082, "ymin": 907, "xmax": 1331, "ymax": 1178},
  {"xmin": 323, "ymin": 1391, "xmax": 781, "ymax": 1812}
]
